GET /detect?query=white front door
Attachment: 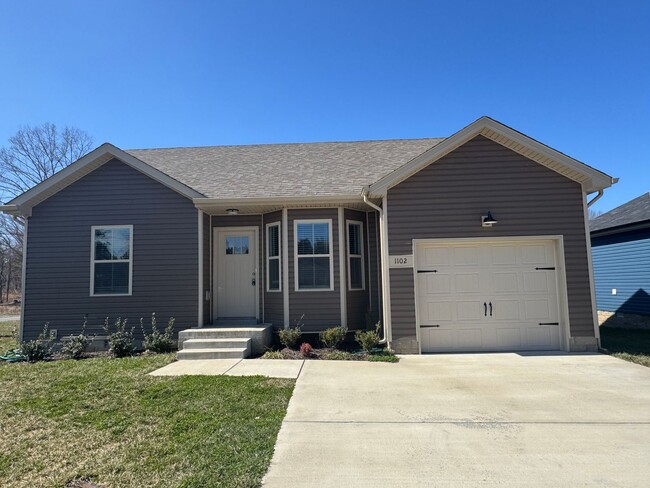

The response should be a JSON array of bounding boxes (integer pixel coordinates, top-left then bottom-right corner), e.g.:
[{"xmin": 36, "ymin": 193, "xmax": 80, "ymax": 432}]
[
  {"xmin": 215, "ymin": 228, "xmax": 257, "ymax": 318},
  {"xmin": 417, "ymin": 239, "xmax": 561, "ymax": 353}
]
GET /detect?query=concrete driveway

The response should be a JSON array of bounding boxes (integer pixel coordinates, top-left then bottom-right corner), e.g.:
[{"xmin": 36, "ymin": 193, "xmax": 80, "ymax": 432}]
[{"xmin": 263, "ymin": 353, "xmax": 650, "ymax": 487}]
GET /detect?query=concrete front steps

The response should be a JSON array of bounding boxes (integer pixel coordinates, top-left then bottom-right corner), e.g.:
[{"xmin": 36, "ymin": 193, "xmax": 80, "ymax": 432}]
[{"xmin": 177, "ymin": 324, "xmax": 272, "ymax": 360}]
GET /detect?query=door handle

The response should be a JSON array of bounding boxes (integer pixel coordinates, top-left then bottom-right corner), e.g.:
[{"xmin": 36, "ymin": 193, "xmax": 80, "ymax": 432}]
[
  {"xmin": 252, "ymin": 271, "xmax": 256, "ymax": 287},
  {"xmin": 484, "ymin": 302, "xmax": 487, "ymax": 317},
  {"xmin": 489, "ymin": 302, "xmax": 493, "ymax": 316}
]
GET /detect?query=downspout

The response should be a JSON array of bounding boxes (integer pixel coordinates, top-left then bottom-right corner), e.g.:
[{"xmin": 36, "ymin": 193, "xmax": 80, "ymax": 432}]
[
  {"xmin": 362, "ymin": 189, "xmax": 391, "ymax": 345},
  {"xmin": 587, "ymin": 190, "xmax": 604, "ymax": 207}
]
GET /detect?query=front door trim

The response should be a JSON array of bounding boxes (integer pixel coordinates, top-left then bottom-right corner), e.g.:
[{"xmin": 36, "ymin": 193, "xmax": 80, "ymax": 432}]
[
  {"xmin": 412, "ymin": 235, "xmax": 571, "ymax": 353},
  {"xmin": 213, "ymin": 226, "xmax": 259, "ymax": 321}
]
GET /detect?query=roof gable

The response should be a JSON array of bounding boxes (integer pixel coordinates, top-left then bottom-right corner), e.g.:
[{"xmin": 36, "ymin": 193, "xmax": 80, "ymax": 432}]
[
  {"xmin": 366, "ymin": 116, "xmax": 614, "ymax": 196},
  {"xmin": 1, "ymin": 143, "xmax": 205, "ymax": 216}
]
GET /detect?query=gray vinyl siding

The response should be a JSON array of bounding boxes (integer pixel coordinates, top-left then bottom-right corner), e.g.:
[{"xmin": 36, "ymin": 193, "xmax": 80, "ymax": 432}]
[
  {"xmin": 387, "ymin": 135, "xmax": 594, "ymax": 346},
  {"xmin": 263, "ymin": 211, "xmax": 284, "ymax": 327},
  {"xmin": 23, "ymin": 159, "xmax": 198, "ymax": 341},
  {"xmin": 366, "ymin": 210, "xmax": 382, "ymax": 324},
  {"xmin": 211, "ymin": 215, "xmax": 263, "ymax": 322},
  {"xmin": 202, "ymin": 212, "xmax": 210, "ymax": 325},
  {"xmin": 345, "ymin": 209, "xmax": 370, "ymax": 330},
  {"xmin": 288, "ymin": 208, "xmax": 341, "ymax": 331}
]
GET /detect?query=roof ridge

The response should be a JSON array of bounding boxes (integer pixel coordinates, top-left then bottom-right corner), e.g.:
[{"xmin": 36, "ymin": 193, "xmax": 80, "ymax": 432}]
[{"xmin": 125, "ymin": 136, "xmax": 446, "ymax": 152}]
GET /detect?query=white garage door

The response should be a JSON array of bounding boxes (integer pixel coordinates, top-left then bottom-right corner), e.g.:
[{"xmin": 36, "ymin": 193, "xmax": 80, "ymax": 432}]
[{"xmin": 416, "ymin": 240, "xmax": 562, "ymax": 353}]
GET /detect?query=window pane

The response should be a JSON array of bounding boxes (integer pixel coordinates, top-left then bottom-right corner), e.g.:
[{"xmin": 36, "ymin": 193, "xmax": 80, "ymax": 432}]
[
  {"xmin": 94, "ymin": 229, "xmax": 112, "ymax": 260},
  {"xmin": 313, "ymin": 223, "xmax": 329, "ymax": 254},
  {"xmin": 298, "ymin": 257, "xmax": 330, "ymax": 289},
  {"xmin": 350, "ymin": 257, "xmax": 363, "ymax": 289},
  {"xmin": 348, "ymin": 223, "xmax": 361, "ymax": 255},
  {"xmin": 241, "ymin": 236, "xmax": 249, "ymax": 254},
  {"xmin": 94, "ymin": 262, "xmax": 129, "ymax": 294},
  {"xmin": 112, "ymin": 228, "xmax": 130, "ymax": 259},
  {"xmin": 226, "ymin": 237, "xmax": 235, "ymax": 254},
  {"xmin": 297, "ymin": 222, "xmax": 329, "ymax": 255},
  {"xmin": 268, "ymin": 259, "xmax": 280, "ymax": 290},
  {"xmin": 297, "ymin": 224, "xmax": 314, "ymax": 255},
  {"xmin": 268, "ymin": 225, "xmax": 279, "ymax": 257}
]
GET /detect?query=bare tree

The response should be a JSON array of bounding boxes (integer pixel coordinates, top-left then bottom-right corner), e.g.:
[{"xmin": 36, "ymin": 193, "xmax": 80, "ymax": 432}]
[
  {"xmin": 0, "ymin": 123, "xmax": 93, "ymax": 302},
  {"xmin": 0, "ymin": 123, "xmax": 93, "ymax": 202},
  {"xmin": 588, "ymin": 209, "xmax": 603, "ymax": 220}
]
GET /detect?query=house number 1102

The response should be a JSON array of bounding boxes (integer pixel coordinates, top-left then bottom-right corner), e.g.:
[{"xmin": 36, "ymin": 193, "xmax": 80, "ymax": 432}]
[{"xmin": 390, "ymin": 255, "xmax": 413, "ymax": 268}]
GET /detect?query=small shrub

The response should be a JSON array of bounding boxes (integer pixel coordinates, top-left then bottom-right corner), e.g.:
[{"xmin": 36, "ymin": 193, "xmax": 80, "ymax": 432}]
[
  {"xmin": 103, "ymin": 317, "xmax": 135, "ymax": 358},
  {"xmin": 319, "ymin": 326, "xmax": 347, "ymax": 349},
  {"xmin": 20, "ymin": 323, "xmax": 54, "ymax": 362},
  {"xmin": 262, "ymin": 350, "xmax": 285, "ymax": 359},
  {"xmin": 368, "ymin": 351, "xmax": 399, "ymax": 363},
  {"xmin": 299, "ymin": 342, "xmax": 313, "ymax": 358},
  {"xmin": 355, "ymin": 322, "xmax": 382, "ymax": 353},
  {"xmin": 61, "ymin": 320, "xmax": 93, "ymax": 360},
  {"xmin": 278, "ymin": 327, "xmax": 302, "ymax": 349},
  {"xmin": 141, "ymin": 313, "xmax": 176, "ymax": 353},
  {"xmin": 323, "ymin": 350, "xmax": 354, "ymax": 361}
]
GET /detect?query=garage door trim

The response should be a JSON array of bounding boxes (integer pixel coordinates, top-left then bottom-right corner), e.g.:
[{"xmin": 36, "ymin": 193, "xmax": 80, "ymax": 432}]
[{"xmin": 412, "ymin": 235, "xmax": 571, "ymax": 353}]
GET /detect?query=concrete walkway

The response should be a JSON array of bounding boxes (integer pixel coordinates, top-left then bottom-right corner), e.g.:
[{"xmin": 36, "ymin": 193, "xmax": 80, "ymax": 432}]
[
  {"xmin": 0, "ymin": 315, "xmax": 20, "ymax": 323},
  {"xmin": 149, "ymin": 358, "xmax": 304, "ymax": 379},
  {"xmin": 262, "ymin": 353, "xmax": 650, "ymax": 487}
]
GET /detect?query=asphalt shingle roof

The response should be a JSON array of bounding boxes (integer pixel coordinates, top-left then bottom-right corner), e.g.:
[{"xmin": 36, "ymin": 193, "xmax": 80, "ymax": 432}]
[
  {"xmin": 590, "ymin": 192, "xmax": 650, "ymax": 232},
  {"xmin": 126, "ymin": 138, "xmax": 445, "ymax": 199}
]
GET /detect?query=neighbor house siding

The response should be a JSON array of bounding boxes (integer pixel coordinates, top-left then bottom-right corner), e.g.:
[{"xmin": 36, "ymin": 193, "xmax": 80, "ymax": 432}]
[
  {"xmin": 345, "ymin": 209, "xmax": 370, "ymax": 330},
  {"xmin": 23, "ymin": 159, "xmax": 198, "ymax": 341},
  {"xmin": 211, "ymin": 215, "xmax": 263, "ymax": 322},
  {"xmin": 386, "ymin": 135, "xmax": 594, "ymax": 352},
  {"xmin": 366, "ymin": 210, "xmax": 382, "ymax": 324},
  {"xmin": 592, "ymin": 227, "xmax": 650, "ymax": 315},
  {"xmin": 288, "ymin": 208, "xmax": 341, "ymax": 331},
  {"xmin": 263, "ymin": 210, "xmax": 284, "ymax": 327}
]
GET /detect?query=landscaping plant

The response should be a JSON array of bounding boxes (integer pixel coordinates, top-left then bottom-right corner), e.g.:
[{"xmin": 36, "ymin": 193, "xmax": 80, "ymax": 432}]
[
  {"xmin": 299, "ymin": 342, "xmax": 313, "ymax": 358},
  {"xmin": 103, "ymin": 317, "xmax": 135, "ymax": 358},
  {"xmin": 355, "ymin": 321, "xmax": 382, "ymax": 353},
  {"xmin": 61, "ymin": 320, "xmax": 93, "ymax": 360},
  {"xmin": 20, "ymin": 323, "xmax": 54, "ymax": 362},
  {"xmin": 319, "ymin": 326, "xmax": 347, "ymax": 349},
  {"xmin": 278, "ymin": 326, "xmax": 302, "ymax": 349},
  {"xmin": 141, "ymin": 313, "xmax": 176, "ymax": 353}
]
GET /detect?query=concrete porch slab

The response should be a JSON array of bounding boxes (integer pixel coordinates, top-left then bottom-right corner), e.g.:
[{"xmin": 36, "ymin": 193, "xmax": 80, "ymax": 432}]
[
  {"xmin": 225, "ymin": 359, "xmax": 304, "ymax": 379},
  {"xmin": 148, "ymin": 359, "xmax": 240, "ymax": 376}
]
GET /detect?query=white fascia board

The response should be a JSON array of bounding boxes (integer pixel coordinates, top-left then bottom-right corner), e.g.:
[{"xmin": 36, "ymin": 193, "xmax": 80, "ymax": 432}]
[
  {"xmin": 5, "ymin": 143, "xmax": 204, "ymax": 214},
  {"xmin": 193, "ymin": 194, "xmax": 364, "ymax": 206},
  {"xmin": 367, "ymin": 116, "xmax": 615, "ymax": 196}
]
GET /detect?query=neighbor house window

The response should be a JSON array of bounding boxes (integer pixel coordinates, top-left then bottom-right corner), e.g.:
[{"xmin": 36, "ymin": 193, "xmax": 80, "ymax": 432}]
[
  {"xmin": 347, "ymin": 221, "xmax": 365, "ymax": 290},
  {"xmin": 295, "ymin": 220, "xmax": 333, "ymax": 291},
  {"xmin": 267, "ymin": 222, "xmax": 281, "ymax": 292},
  {"xmin": 91, "ymin": 225, "xmax": 133, "ymax": 296}
]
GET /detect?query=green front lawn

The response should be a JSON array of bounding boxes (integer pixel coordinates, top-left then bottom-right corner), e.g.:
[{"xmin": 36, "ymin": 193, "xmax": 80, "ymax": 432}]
[
  {"xmin": 600, "ymin": 326, "xmax": 650, "ymax": 368},
  {"xmin": 0, "ymin": 319, "xmax": 18, "ymax": 353},
  {"xmin": 0, "ymin": 344, "xmax": 294, "ymax": 487}
]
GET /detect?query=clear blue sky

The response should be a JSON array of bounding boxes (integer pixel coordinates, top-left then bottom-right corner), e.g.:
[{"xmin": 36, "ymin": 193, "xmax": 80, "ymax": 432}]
[{"xmin": 1, "ymin": 0, "xmax": 648, "ymax": 212}]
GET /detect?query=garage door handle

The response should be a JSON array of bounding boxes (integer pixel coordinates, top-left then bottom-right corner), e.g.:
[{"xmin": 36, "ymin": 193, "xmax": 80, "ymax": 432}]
[
  {"xmin": 539, "ymin": 322, "xmax": 559, "ymax": 326},
  {"xmin": 484, "ymin": 302, "xmax": 487, "ymax": 316},
  {"xmin": 421, "ymin": 324, "xmax": 440, "ymax": 328},
  {"xmin": 489, "ymin": 302, "xmax": 493, "ymax": 316}
]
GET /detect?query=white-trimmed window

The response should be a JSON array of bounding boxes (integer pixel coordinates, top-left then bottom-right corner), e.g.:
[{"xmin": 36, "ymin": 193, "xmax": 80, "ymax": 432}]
[
  {"xmin": 266, "ymin": 222, "xmax": 281, "ymax": 292},
  {"xmin": 91, "ymin": 225, "xmax": 133, "ymax": 296},
  {"xmin": 294, "ymin": 219, "xmax": 333, "ymax": 291},
  {"xmin": 347, "ymin": 220, "xmax": 365, "ymax": 290}
]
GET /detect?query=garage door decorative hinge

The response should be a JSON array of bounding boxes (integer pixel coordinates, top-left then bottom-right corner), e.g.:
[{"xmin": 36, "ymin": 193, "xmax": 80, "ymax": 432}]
[
  {"xmin": 538, "ymin": 322, "xmax": 559, "ymax": 326},
  {"xmin": 421, "ymin": 324, "xmax": 441, "ymax": 328},
  {"xmin": 535, "ymin": 267, "xmax": 555, "ymax": 270},
  {"xmin": 417, "ymin": 269, "xmax": 438, "ymax": 273}
]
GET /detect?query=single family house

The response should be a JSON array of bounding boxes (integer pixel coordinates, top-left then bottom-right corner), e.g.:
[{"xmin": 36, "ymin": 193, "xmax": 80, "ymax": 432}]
[
  {"xmin": 0, "ymin": 117, "xmax": 616, "ymax": 356},
  {"xmin": 591, "ymin": 192, "xmax": 650, "ymax": 316}
]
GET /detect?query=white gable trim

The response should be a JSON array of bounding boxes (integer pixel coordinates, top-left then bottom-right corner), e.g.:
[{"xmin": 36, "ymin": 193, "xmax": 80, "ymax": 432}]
[
  {"xmin": 367, "ymin": 116, "xmax": 615, "ymax": 196},
  {"xmin": 3, "ymin": 143, "xmax": 204, "ymax": 216}
]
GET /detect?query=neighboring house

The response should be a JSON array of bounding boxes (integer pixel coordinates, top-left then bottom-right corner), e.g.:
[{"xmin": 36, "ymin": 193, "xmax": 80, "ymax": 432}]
[
  {"xmin": 590, "ymin": 192, "xmax": 650, "ymax": 316},
  {"xmin": 0, "ymin": 117, "xmax": 616, "ymax": 354}
]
